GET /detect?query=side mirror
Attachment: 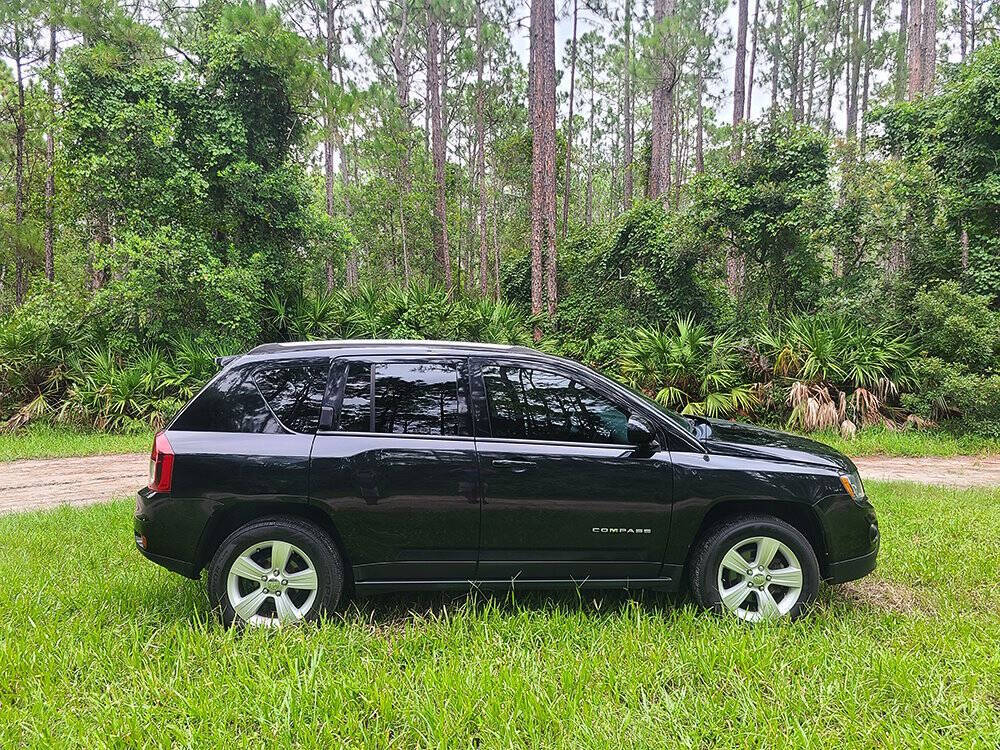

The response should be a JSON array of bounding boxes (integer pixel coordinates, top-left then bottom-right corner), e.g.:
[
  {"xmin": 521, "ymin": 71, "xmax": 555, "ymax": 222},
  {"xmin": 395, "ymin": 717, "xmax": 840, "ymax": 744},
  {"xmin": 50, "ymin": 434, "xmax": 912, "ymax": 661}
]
[{"xmin": 627, "ymin": 415, "xmax": 658, "ymax": 449}]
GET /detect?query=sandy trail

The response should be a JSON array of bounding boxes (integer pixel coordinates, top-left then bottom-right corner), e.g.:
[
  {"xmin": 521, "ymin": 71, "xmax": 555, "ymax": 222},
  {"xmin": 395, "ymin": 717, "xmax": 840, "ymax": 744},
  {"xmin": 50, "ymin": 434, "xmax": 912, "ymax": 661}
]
[{"xmin": 0, "ymin": 452, "xmax": 996, "ymax": 515}]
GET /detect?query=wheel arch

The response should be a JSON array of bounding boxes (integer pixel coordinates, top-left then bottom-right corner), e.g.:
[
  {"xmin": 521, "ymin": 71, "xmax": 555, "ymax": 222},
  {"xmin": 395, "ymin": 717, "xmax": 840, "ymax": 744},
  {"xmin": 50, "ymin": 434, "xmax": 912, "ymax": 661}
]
[
  {"xmin": 195, "ymin": 501, "xmax": 354, "ymax": 589},
  {"xmin": 684, "ymin": 499, "xmax": 829, "ymax": 579}
]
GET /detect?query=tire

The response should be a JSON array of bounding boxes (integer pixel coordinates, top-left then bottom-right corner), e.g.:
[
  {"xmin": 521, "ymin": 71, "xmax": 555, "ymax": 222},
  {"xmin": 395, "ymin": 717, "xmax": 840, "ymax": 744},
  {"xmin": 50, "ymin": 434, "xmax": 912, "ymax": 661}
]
[
  {"xmin": 688, "ymin": 514, "xmax": 819, "ymax": 622},
  {"xmin": 207, "ymin": 516, "xmax": 344, "ymax": 628}
]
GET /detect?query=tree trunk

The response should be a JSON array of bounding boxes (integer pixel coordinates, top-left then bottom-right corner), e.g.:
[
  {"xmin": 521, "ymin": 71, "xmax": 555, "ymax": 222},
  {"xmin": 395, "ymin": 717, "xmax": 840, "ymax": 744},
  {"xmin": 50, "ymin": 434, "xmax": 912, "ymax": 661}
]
[
  {"xmin": 920, "ymin": 0, "xmax": 936, "ymax": 93},
  {"xmin": 560, "ymin": 0, "xmax": 578, "ymax": 239},
  {"xmin": 846, "ymin": 0, "xmax": 862, "ymax": 137},
  {"xmin": 13, "ymin": 31, "xmax": 28, "ymax": 305},
  {"xmin": 586, "ymin": 54, "xmax": 595, "ymax": 227},
  {"xmin": 959, "ymin": 0, "xmax": 967, "ymax": 60},
  {"xmin": 906, "ymin": 0, "xmax": 923, "ymax": 98},
  {"xmin": 790, "ymin": 0, "xmax": 802, "ymax": 120},
  {"xmin": 745, "ymin": 0, "xmax": 761, "ymax": 120},
  {"xmin": 770, "ymin": 0, "xmax": 784, "ymax": 112},
  {"xmin": 732, "ymin": 0, "xmax": 748, "ymax": 158},
  {"xmin": 650, "ymin": 0, "xmax": 677, "ymax": 200},
  {"xmin": 895, "ymin": 0, "xmax": 908, "ymax": 100},
  {"xmin": 824, "ymin": 0, "xmax": 845, "ymax": 132},
  {"xmin": 859, "ymin": 0, "xmax": 873, "ymax": 144},
  {"xmin": 623, "ymin": 0, "xmax": 634, "ymax": 210},
  {"xmin": 44, "ymin": 24, "xmax": 57, "ymax": 282},
  {"xmin": 427, "ymin": 1, "xmax": 453, "ymax": 291},
  {"xmin": 529, "ymin": 0, "xmax": 557, "ymax": 330},
  {"xmin": 475, "ymin": 3, "xmax": 489, "ymax": 295}
]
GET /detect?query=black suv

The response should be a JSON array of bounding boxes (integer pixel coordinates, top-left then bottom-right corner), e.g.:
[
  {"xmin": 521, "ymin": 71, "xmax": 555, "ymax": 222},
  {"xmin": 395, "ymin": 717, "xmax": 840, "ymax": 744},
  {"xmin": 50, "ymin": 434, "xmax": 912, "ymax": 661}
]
[{"xmin": 136, "ymin": 340, "xmax": 878, "ymax": 626}]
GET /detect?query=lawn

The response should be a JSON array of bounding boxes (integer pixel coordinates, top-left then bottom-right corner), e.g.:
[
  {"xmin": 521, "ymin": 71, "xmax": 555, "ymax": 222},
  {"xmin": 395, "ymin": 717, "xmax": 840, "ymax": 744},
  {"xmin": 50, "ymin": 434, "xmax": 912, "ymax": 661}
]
[
  {"xmin": 0, "ymin": 425, "xmax": 151, "ymax": 462},
  {"xmin": 808, "ymin": 426, "xmax": 1000, "ymax": 458},
  {"xmin": 1, "ymin": 482, "xmax": 998, "ymax": 747}
]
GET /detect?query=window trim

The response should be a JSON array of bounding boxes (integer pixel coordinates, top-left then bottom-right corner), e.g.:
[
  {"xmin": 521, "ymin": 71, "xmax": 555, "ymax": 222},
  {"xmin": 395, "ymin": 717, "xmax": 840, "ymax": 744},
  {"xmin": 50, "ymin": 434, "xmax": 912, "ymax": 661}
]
[
  {"xmin": 320, "ymin": 355, "xmax": 474, "ymax": 438},
  {"xmin": 476, "ymin": 359, "xmax": 635, "ymax": 447}
]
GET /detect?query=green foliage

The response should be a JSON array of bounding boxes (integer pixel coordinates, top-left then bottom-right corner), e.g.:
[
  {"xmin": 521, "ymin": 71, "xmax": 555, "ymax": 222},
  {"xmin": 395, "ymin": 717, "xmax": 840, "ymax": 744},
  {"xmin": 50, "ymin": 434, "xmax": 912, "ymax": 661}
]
[
  {"xmin": 265, "ymin": 283, "xmax": 538, "ymax": 346},
  {"xmin": 690, "ymin": 118, "xmax": 832, "ymax": 317},
  {"xmin": 755, "ymin": 314, "xmax": 916, "ymax": 431},
  {"xmin": 912, "ymin": 282, "xmax": 1000, "ymax": 373},
  {"xmin": 877, "ymin": 43, "xmax": 1000, "ymax": 300},
  {"xmin": 620, "ymin": 316, "xmax": 756, "ymax": 417},
  {"xmin": 903, "ymin": 358, "xmax": 1000, "ymax": 437}
]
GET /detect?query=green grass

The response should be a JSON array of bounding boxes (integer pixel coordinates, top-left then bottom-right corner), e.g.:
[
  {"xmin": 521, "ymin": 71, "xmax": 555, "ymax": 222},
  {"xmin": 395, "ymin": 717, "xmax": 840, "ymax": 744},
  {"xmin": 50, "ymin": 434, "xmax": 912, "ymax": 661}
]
[
  {"xmin": 806, "ymin": 426, "xmax": 1000, "ymax": 457},
  {"xmin": 1, "ymin": 482, "xmax": 999, "ymax": 747},
  {"xmin": 0, "ymin": 425, "xmax": 151, "ymax": 461}
]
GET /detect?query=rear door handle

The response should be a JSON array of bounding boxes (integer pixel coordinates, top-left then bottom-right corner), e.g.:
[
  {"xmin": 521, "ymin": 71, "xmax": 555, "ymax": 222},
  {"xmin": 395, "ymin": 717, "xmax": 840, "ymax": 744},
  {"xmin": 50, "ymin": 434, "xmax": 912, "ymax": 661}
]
[{"xmin": 492, "ymin": 459, "xmax": 536, "ymax": 472}]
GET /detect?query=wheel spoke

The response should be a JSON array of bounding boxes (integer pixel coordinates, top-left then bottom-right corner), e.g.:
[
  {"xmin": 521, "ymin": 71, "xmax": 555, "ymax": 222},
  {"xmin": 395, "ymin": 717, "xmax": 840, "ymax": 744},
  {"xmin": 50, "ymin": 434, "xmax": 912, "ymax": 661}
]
[
  {"xmin": 284, "ymin": 568, "xmax": 318, "ymax": 591},
  {"xmin": 720, "ymin": 548, "xmax": 749, "ymax": 576},
  {"xmin": 756, "ymin": 588, "xmax": 782, "ymax": 619},
  {"xmin": 230, "ymin": 555, "xmax": 267, "ymax": 582},
  {"xmin": 754, "ymin": 537, "xmax": 781, "ymax": 568},
  {"xmin": 768, "ymin": 566, "xmax": 803, "ymax": 588},
  {"xmin": 233, "ymin": 587, "xmax": 268, "ymax": 622},
  {"xmin": 720, "ymin": 581, "xmax": 751, "ymax": 611},
  {"xmin": 273, "ymin": 594, "xmax": 300, "ymax": 624},
  {"xmin": 269, "ymin": 541, "xmax": 293, "ymax": 574}
]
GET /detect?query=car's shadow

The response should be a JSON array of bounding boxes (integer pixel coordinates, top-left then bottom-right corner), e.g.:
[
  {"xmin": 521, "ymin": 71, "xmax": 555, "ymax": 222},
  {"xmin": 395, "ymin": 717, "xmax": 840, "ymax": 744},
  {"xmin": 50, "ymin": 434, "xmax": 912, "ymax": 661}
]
[{"xmin": 150, "ymin": 576, "xmax": 877, "ymax": 629}]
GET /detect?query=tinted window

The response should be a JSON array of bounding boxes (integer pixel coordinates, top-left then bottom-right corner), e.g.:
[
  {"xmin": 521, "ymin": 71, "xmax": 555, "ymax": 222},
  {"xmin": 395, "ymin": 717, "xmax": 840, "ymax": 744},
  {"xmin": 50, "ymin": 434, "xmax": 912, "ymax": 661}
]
[
  {"xmin": 254, "ymin": 363, "xmax": 329, "ymax": 433},
  {"xmin": 338, "ymin": 362, "xmax": 372, "ymax": 431},
  {"xmin": 373, "ymin": 363, "xmax": 464, "ymax": 436},
  {"xmin": 482, "ymin": 365, "xmax": 629, "ymax": 444},
  {"xmin": 171, "ymin": 365, "xmax": 281, "ymax": 433}
]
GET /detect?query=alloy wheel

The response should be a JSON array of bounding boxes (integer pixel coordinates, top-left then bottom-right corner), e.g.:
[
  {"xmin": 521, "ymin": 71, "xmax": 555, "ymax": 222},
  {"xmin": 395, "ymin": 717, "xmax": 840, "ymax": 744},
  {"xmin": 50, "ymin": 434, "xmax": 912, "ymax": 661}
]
[
  {"xmin": 716, "ymin": 535, "xmax": 803, "ymax": 621},
  {"xmin": 226, "ymin": 540, "xmax": 319, "ymax": 626}
]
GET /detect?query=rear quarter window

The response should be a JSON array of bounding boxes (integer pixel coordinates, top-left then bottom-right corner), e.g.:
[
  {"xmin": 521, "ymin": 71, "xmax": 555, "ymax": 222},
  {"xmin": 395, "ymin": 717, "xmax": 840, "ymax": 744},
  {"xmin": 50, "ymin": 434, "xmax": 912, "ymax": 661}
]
[{"xmin": 171, "ymin": 360, "xmax": 329, "ymax": 434}]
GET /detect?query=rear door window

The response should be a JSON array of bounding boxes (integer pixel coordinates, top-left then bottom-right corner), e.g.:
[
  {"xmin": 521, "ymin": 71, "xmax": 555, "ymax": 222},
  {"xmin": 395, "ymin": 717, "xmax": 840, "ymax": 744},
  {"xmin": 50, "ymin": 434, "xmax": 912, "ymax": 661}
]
[
  {"xmin": 373, "ymin": 362, "xmax": 465, "ymax": 435},
  {"xmin": 337, "ymin": 362, "xmax": 372, "ymax": 432},
  {"xmin": 335, "ymin": 360, "xmax": 468, "ymax": 436}
]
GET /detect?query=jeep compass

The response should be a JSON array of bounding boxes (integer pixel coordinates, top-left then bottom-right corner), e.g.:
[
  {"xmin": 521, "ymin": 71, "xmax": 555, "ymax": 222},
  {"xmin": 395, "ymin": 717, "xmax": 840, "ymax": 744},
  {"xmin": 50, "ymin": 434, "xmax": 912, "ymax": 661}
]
[{"xmin": 135, "ymin": 340, "xmax": 879, "ymax": 626}]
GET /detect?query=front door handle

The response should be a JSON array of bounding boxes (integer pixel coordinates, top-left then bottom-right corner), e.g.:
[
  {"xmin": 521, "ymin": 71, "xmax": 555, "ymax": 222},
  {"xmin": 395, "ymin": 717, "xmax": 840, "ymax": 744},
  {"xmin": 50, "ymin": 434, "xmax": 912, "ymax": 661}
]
[{"xmin": 492, "ymin": 459, "xmax": 536, "ymax": 472}]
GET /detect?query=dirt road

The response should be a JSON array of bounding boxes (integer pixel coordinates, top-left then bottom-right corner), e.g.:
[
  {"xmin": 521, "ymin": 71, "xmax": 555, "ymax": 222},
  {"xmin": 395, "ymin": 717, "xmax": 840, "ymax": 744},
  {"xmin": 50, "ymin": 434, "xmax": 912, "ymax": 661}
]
[
  {"xmin": 0, "ymin": 453, "xmax": 147, "ymax": 515},
  {"xmin": 0, "ymin": 452, "xmax": 997, "ymax": 515}
]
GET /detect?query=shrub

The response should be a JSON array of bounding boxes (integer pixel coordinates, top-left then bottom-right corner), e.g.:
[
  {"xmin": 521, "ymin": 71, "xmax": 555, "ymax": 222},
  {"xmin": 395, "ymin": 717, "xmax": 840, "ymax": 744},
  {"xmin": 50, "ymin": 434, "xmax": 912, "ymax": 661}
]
[
  {"xmin": 912, "ymin": 281, "xmax": 1000, "ymax": 373},
  {"xmin": 755, "ymin": 314, "xmax": 917, "ymax": 431},
  {"xmin": 619, "ymin": 316, "xmax": 756, "ymax": 417},
  {"xmin": 903, "ymin": 358, "xmax": 1000, "ymax": 437}
]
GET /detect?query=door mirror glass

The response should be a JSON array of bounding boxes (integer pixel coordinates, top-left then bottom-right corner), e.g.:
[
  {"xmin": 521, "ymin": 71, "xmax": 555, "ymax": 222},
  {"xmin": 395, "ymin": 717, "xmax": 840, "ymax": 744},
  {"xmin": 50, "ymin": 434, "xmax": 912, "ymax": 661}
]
[{"xmin": 627, "ymin": 415, "xmax": 657, "ymax": 447}]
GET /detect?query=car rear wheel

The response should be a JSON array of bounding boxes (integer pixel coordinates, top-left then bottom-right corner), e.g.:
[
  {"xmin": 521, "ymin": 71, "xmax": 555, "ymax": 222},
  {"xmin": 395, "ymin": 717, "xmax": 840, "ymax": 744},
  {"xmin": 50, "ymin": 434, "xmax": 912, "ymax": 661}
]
[
  {"xmin": 689, "ymin": 515, "xmax": 819, "ymax": 622},
  {"xmin": 208, "ymin": 516, "xmax": 344, "ymax": 627}
]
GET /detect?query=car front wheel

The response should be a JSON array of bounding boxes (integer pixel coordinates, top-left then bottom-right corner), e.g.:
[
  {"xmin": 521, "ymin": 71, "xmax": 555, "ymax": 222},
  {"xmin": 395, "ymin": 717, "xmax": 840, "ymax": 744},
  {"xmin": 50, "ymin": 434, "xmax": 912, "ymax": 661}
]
[
  {"xmin": 207, "ymin": 516, "xmax": 344, "ymax": 627},
  {"xmin": 689, "ymin": 515, "xmax": 820, "ymax": 622}
]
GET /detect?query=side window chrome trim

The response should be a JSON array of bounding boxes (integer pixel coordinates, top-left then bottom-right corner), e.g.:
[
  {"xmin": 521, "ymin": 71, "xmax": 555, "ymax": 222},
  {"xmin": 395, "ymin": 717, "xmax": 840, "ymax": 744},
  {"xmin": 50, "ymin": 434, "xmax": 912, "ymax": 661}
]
[
  {"xmin": 473, "ymin": 435, "xmax": 643, "ymax": 450},
  {"xmin": 314, "ymin": 430, "xmax": 477, "ymax": 443}
]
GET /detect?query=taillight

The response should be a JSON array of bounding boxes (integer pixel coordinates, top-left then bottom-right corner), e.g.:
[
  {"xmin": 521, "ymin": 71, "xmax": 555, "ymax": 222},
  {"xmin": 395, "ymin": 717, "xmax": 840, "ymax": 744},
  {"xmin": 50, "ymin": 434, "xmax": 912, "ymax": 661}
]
[{"xmin": 148, "ymin": 431, "xmax": 175, "ymax": 492}]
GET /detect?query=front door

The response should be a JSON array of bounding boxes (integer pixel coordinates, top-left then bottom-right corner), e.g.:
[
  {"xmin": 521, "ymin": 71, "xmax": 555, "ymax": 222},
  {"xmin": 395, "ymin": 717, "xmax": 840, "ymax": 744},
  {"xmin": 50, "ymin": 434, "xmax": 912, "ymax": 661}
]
[
  {"xmin": 473, "ymin": 360, "xmax": 672, "ymax": 581},
  {"xmin": 309, "ymin": 358, "xmax": 480, "ymax": 582}
]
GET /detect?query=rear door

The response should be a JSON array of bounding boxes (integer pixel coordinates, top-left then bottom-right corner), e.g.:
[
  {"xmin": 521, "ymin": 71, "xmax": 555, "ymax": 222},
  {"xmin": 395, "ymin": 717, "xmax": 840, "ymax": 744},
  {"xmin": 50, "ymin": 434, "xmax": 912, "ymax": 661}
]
[
  {"xmin": 473, "ymin": 359, "xmax": 673, "ymax": 581},
  {"xmin": 309, "ymin": 357, "xmax": 481, "ymax": 582}
]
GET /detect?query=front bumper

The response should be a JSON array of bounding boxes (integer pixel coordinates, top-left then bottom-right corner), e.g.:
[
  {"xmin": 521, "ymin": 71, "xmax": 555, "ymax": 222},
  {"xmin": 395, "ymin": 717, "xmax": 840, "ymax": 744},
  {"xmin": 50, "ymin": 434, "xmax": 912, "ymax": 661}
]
[{"xmin": 826, "ymin": 545, "xmax": 878, "ymax": 583}]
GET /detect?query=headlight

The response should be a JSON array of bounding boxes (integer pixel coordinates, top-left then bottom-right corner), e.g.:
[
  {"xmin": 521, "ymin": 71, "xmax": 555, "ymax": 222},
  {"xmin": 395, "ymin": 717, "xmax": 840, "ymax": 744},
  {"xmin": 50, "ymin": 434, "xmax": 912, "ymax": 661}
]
[{"xmin": 840, "ymin": 471, "xmax": 866, "ymax": 502}]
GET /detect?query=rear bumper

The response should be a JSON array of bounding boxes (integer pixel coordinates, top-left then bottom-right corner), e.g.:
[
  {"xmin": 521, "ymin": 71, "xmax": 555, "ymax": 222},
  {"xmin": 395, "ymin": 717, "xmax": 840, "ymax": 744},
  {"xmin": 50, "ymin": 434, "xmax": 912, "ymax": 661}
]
[
  {"xmin": 134, "ymin": 487, "xmax": 203, "ymax": 579},
  {"xmin": 135, "ymin": 541, "xmax": 200, "ymax": 578}
]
